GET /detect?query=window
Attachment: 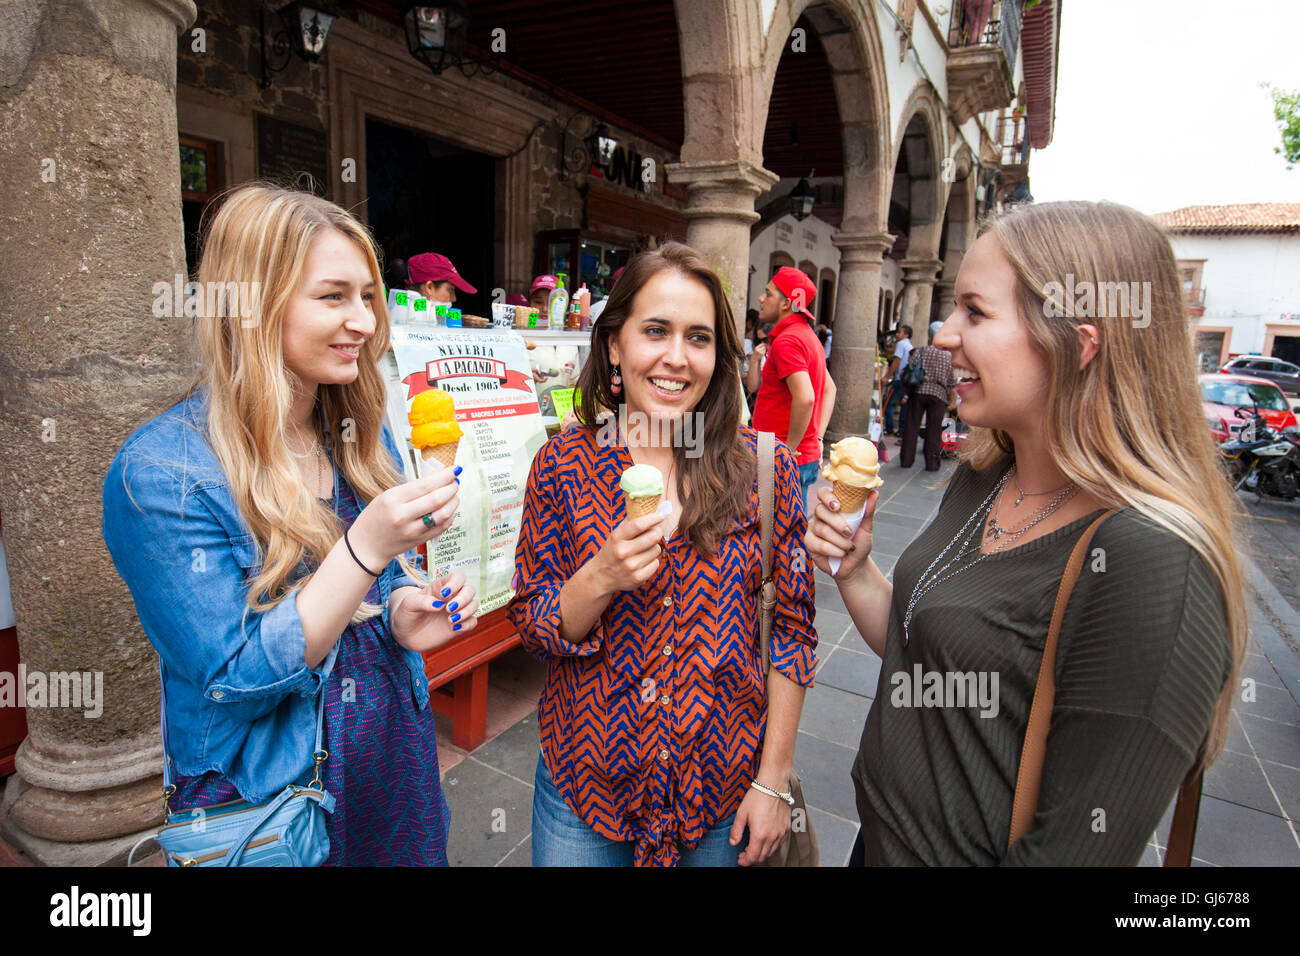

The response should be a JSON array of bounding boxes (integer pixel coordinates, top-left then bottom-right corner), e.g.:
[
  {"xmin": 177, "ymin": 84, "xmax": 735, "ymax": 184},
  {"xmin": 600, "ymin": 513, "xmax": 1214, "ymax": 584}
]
[{"xmin": 179, "ymin": 135, "xmax": 223, "ymax": 276}]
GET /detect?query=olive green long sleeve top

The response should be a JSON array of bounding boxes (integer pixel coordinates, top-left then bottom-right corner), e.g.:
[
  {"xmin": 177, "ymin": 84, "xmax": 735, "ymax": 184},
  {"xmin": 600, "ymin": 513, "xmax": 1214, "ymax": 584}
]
[{"xmin": 852, "ymin": 458, "xmax": 1233, "ymax": 865}]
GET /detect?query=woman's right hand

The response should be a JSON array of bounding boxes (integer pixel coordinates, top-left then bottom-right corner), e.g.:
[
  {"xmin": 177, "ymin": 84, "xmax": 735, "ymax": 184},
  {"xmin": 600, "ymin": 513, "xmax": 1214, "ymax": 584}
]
[
  {"xmin": 804, "ymin": 486, "xmax": 878, "ymax": 580},
  {"xmin": 590, "ymin": 511, "xmax": 665, "ymax": 595},
  {"xmin": 348, "ymin": 466, "xmax": 461, "ymax": 569}
]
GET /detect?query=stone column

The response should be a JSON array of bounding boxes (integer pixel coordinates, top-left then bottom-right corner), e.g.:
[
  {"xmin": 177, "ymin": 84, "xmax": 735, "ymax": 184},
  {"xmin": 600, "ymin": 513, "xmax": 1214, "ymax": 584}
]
[
  {"xmin": 826, "ymin": 231, "xmax": 895, "ymax": 443},
  {"xmin": 932, "ymin": 278, "xmax": 957, "ymax": 330},
  {"xmin": 664, "ymin": 160, "xmax": 779, "ymax": 335},
  {"xmin": 0, "ymin": 0, "xmax": 197, "ymax": 864},
  {"xmin": 899, "ymin": 257, "xmax": 943, "ymax": 346}
]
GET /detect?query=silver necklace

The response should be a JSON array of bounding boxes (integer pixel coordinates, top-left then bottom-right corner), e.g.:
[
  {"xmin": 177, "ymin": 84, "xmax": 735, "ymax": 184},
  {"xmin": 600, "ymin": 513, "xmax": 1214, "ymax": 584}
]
[
  {"xmin": 987, "ymin": 468, "xmax": 1078, "ymax": 542},
  {"xmin": 903, "ymin": 465, "xmax": 1078, "ymax": 645},
  {"xmin": 1012, "ymin": 467, "xmax": 1072, "ymax": 507}
]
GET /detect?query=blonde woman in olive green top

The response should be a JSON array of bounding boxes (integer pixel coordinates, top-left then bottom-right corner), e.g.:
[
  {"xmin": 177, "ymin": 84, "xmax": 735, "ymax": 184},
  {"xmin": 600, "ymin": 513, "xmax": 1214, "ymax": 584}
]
[{"xmin": 805, "ymin": 202, "xmax": 1244, "ymax": 865}]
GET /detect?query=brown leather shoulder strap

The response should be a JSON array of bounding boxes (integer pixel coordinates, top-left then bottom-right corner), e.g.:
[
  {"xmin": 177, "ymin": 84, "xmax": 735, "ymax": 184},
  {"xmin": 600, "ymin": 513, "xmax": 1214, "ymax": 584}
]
[{"xmin": 1008, "ymin": 509, "xmax": 1117, "ymax": 849}]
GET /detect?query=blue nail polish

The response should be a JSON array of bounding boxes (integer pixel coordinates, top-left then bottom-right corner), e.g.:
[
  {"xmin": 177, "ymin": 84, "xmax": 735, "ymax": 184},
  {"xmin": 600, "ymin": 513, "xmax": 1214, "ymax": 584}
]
[
  {"xmin": 454, "ymin": 477, "xmax": 460, "ymax": 484},
  {"xmin": 432, "ymin": 600, "xmax": 444, "ymax": 609},
  {"xmin": 453, "ymin": 624, "xmax": 461, "ymax": 631},
  {"xmin": 451, "ymin": 613, "xmax": 461, "ymax": 623},
  {"xmin": 453, "ymin": 465, "xmax": 463, "ymax": 476},
  {"xmin": 441, "ymin": 588, "xmax": 451, "ymax": 597},
  {"xmin": 447, "ymin": 601, "xmax": 458, "ymax": 612}
]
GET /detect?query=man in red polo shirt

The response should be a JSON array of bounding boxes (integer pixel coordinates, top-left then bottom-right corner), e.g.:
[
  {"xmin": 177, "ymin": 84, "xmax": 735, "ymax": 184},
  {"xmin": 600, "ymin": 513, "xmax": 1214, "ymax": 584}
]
[{"xmin": 752, "ymin": 266, "xmax": 837, "ymax": 513}]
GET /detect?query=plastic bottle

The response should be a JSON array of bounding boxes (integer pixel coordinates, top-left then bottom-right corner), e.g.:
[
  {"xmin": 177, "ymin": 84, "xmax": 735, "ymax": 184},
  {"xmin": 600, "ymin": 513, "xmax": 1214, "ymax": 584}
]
[
  {"xmin": 411, "ymin": 297, "xmax": 429, "ymax": 324},
  {"xmin": 546, "ymin": 285, "xmax": 569, "ymax": 332},
  {"xmin": 578, "ymin": 283, "xmax": 591, "ymax": 331}
]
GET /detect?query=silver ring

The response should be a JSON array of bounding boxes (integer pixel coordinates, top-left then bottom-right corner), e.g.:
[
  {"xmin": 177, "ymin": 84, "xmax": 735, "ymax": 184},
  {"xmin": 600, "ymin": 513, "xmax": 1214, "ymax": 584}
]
[{"xmin": 421, "ymin": 514, "xmax": 434, "ymax": 529}]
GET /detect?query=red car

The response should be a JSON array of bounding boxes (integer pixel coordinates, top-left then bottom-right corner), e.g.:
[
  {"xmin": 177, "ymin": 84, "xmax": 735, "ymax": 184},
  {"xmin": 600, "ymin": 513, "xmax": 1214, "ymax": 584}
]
[{"xmin": 1200, "ymin": 373, "xmax": 1298, "ymax": 444}]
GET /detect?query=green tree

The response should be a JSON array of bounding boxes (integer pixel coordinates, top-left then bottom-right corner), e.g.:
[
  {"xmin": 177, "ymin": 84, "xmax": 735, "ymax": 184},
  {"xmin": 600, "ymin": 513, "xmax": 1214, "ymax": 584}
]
[{"xmin": 1263, "ymin": 83, "xmax": 1300, "ymax": 170}]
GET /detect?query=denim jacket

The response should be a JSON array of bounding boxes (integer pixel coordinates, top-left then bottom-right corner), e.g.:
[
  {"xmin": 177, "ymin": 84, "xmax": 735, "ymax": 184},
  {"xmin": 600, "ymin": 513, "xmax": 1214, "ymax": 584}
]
[{"xmin": 102, "ymin": 389, "xmax": 427, "ymax": 804}]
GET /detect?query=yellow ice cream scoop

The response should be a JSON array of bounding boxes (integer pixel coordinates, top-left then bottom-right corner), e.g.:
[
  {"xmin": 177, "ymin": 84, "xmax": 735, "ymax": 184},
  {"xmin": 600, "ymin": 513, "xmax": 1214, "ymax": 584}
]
[
  {"xmin": 822, "ymin": 436, "xmax": 882, "ymax": 514},
  {"xmin": 408, "ymin": 389, "xmax": 463, "ymax": 449},
  {"xmin": 822, "ymin": 436, "xmax": 883, "ymax": 488}
]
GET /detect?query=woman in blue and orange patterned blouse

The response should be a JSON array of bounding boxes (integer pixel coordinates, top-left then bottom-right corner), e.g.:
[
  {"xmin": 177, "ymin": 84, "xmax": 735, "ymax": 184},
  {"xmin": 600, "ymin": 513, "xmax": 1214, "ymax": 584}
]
[{"xmin": 508, "ymin": 242, "xmax": 818, "ymax": 867}]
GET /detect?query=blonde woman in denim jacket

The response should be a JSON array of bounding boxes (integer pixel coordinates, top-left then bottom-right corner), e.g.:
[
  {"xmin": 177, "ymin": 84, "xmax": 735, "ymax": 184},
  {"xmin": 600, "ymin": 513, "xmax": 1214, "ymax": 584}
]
[{"xmin": 103, "ymin": 184, "xmax": 476, "ymax": 865}]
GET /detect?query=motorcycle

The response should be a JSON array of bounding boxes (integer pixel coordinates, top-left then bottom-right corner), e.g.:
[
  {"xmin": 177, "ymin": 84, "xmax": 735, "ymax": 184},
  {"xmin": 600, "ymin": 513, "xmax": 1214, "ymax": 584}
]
[{"xmin": 1218, "ymin": 402, "xmax": 1300, "ymax": 502}]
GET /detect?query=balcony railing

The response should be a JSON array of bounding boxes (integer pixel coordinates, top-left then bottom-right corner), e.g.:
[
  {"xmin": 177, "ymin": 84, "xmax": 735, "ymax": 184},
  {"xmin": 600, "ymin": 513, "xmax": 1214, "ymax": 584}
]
[
  {"xmin": 949, "ymin": 0, "xmax": 1023, "ymax": 76},
  {"xmin": 1184, "ymin": 287, "xmax": 1206, "ymax": 308}
]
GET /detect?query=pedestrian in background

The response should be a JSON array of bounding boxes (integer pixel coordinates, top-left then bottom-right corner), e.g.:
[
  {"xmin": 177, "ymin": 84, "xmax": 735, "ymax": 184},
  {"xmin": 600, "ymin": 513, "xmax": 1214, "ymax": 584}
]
[
  {"xmin": 509, "ymin": 242, "xmax": 817, "ymax": 867},
  {"xmin": 899, "ymin": 320, "xmax": 956, "ymax": 471},
  {"xmin": 805, "ymin": 200, "xmax": 1244, "ymax": 865},
  {"xmin": 753, "ymin": 266, "xmax": 837, "ymax": 512},
  {"xmin": 882, "ymin": 324, "xmax": 913, "ymax": 436},
  {"xmin": 104, "ymin": 183, "xmax": 474, "ymax": 866}
]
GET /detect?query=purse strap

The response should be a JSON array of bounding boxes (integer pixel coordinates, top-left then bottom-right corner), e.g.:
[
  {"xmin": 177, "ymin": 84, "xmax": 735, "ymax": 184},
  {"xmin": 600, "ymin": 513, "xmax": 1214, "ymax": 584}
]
[
  {"xmin": 158, "ymin": 658, "xmax": 327, "ymax": 804},
  {"xmin": 757, "ymin": 431, "xmax": 777, "ymax": 677},
  {"xmin": 1007, "ymin": 508, "xmax": 1205, "ymax": 866}
]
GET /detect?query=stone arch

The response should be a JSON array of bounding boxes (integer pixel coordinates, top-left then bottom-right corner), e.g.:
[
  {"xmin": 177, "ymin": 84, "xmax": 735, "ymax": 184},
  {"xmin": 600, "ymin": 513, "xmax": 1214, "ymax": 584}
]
[
  {"xmin": 798, "ymin": 258, "xmax": 818, "ymax": 280},
  {"xmin": 760, "ymin": 0, "xmax": 892, "ymax": 235},
  {"xmin": 890, "ymin": 81, "xmax": 948, "ymax": 259}
]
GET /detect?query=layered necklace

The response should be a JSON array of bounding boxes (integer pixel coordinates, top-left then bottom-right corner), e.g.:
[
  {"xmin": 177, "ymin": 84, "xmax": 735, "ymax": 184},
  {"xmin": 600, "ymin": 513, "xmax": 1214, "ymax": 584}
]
[{"xmin": 902, "ymin": 464, "xmax": 1078, "ymax": 645}]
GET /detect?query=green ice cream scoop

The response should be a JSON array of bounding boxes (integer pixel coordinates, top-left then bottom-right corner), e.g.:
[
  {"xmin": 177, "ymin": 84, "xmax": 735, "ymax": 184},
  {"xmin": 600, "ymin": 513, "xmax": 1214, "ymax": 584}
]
[{"xmin": 619, "ymin": 464, "xmax": 665, "ymax": 497}]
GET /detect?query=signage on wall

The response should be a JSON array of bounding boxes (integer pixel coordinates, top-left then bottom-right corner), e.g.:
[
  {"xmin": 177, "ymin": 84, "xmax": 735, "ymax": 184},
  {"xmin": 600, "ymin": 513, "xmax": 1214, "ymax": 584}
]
[{"xmin": 590, "ymin": 144, "xmax": 653, "ymax": 194}]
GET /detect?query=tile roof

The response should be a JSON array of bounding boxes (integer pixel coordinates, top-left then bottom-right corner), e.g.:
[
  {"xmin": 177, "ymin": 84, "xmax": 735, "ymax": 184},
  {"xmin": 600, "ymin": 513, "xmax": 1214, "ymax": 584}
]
[{"xmin": 1152, "ymin": 204, "xmax": 1300, "ymax": 234}]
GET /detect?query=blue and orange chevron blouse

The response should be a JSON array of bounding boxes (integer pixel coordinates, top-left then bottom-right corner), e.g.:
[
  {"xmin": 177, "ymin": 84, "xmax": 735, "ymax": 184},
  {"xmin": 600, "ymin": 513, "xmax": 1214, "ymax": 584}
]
[{"xmin": 507, "ymin": 424, "xmax": 817, "ymax": 866}]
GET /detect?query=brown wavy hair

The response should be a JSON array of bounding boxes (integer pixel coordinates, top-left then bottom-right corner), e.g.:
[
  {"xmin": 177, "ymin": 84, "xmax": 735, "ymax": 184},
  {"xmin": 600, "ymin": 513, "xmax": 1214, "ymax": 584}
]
[
  {"xmin": 964, "ymin": 200, "xmax": 1246, "ymax": 767},
  {"xmin": 577, "ymin": 241, "xmax": 754, "ymax": 554}
]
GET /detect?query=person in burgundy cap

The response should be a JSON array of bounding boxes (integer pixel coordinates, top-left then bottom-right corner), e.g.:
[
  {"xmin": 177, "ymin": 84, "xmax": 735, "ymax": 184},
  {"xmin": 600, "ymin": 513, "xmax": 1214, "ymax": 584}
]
[
  {"xmin": 407, "ymin": 252, "xmax": 477, "ymax": 305},
  {"xmin": 752, "ymin": 266, "xmax": 837, "ymax": 514},
  {"xmin": 529, "ymin": 274, "xmax": 559, "ymax": 313}
]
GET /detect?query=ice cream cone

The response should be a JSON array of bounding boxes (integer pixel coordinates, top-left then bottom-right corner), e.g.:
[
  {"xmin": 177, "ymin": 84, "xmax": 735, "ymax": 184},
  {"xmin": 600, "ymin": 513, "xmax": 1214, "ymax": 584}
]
[
  {"xmin": 625, "ymin": 493, "xmax": 662, "ymax": 518},
  {"xmin": 832, "ymin": 480, "xmax": 870, "ymax": 515},
  {"xmin": 422, "ymin": 439, "xmax": 459, "ymax": 468}
]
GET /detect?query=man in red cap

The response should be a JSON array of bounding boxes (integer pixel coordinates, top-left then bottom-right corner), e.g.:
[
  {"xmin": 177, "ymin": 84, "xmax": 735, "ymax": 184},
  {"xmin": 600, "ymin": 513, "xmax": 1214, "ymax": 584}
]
[
  {"xmin": 407, "ymin": 252, "xmax": 477, "ymax": 305},
  {"xmin": 752, "ymin": 266, "xmax": 837, "ymax": 513}
]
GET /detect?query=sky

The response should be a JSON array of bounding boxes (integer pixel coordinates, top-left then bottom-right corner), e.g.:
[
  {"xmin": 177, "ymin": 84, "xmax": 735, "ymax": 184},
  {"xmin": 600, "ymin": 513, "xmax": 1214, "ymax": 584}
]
[{"xmin": 1028, "ymin": 0, "xmax": 1300, "ymax": 214}]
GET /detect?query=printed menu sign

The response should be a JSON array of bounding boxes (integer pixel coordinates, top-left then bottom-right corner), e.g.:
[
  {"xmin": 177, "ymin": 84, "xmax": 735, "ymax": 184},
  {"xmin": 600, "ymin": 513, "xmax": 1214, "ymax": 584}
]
[{"xmin": 382, "ymin": 327, "xmax": 547, "ymax": 614}]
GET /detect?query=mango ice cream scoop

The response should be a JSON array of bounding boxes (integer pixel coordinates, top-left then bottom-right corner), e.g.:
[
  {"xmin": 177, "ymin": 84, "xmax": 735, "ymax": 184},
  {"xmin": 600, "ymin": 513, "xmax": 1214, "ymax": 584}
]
[{"xmin": 408, "ymin": 388, "xmax": 463, "ymax": 468}]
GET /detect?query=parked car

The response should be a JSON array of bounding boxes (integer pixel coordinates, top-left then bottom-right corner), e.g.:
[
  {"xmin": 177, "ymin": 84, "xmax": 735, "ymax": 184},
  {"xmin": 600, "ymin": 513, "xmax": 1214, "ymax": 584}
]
[
  {"xmin": 1200, "ymin": 373, "xmax": 1298, "ymax": 444},
  {"xmin": 1220, "ymin": 355, "xmax": 1300, "ymax": 395}
]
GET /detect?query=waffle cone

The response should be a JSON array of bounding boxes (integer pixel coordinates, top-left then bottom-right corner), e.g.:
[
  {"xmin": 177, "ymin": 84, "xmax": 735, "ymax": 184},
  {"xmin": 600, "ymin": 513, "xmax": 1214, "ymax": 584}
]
[
  {"xmin": 832, "ymin": 480, "xmax": 870, "ymax": 515},
  {"xmin": 625, "ymin": 493, "xmax": 662, "ymax": 518},
  {"xmin": 421, "ymin": 440, "xmax": 459, "ymax": 468}
]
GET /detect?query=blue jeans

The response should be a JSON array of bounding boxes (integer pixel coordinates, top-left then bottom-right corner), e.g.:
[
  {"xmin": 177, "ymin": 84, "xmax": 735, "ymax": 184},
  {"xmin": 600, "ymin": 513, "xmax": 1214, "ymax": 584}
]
[
  {"xmin": 531, "ymin": 752, "xmax": 747, "ymax": 867},
  {"xmin": 883, "ymin": 380, "xmax": 907, "ymax": 434},
  {"xmin": 798, "ymin": 461, "xmax": 820, "ymax": 515}
]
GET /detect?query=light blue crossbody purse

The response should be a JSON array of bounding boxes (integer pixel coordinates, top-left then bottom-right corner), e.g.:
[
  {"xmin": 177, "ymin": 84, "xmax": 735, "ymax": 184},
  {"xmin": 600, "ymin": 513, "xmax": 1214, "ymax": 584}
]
[{"xmin": 129, "ymin": 662, "xmax": 335, "ymax": 867}]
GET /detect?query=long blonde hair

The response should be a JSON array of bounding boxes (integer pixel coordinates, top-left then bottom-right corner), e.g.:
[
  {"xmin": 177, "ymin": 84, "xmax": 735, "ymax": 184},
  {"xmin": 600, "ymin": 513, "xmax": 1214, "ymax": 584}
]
[
  {"xmin": 188, "ymin": 182, "xmax": 421, "ymax": 620},
  {"xmin": 964, "ymin": 200, "xmax": 1245, "ymax": 767}
]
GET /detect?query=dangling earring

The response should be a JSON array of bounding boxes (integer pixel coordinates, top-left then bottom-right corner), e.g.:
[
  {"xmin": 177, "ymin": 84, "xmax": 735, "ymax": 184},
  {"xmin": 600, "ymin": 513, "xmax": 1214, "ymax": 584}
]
[{"xmin": 610, "ymin": 364, "xmax": 622, "ymax": 396}]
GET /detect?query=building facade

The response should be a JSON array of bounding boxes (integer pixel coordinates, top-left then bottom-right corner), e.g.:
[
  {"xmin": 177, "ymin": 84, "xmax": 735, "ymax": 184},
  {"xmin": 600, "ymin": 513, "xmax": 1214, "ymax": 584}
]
[
  {"xmin": 0, "ymin": 0, "xmax": 1061, "ymax": 861},
  {"xmin": 1153, "ymin": 204, "xmax": 1300, "ymax": 372}
]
